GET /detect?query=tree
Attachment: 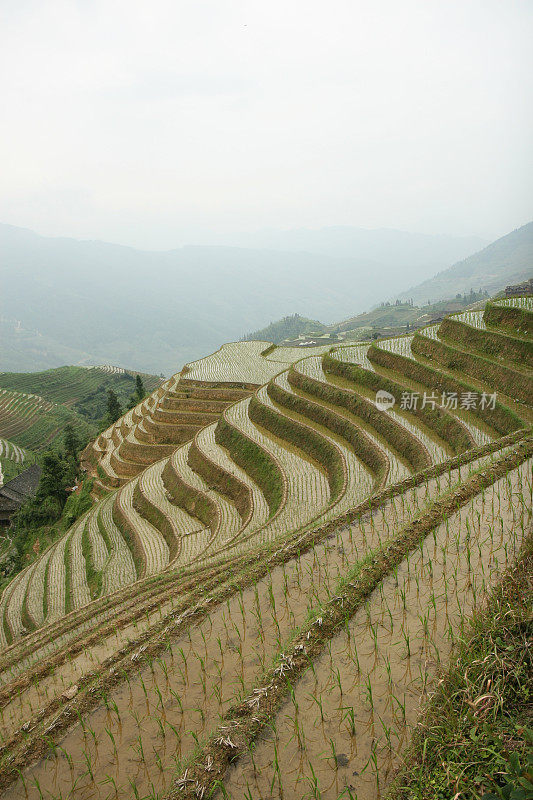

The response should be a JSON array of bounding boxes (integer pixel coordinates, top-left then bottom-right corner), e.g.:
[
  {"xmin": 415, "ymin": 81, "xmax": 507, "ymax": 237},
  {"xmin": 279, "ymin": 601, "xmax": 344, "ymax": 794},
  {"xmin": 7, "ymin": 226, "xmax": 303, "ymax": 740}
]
[
  {"xmin": 135, "ymin": 374, "xmax": 145, "ymax": 400},
  {"xmin": 63, "ymin": 424, "xmax": 79, "ymax": 460},
  {"xmin": 106, "ymin": 389, "xmax": 122, "ymax": 423},
  {"xmin": 127, "ymin": 375, "xmax": 146, "ymax": 410},
  {"xmin": 37, "ymin": 451, "xmax": 69, "ymax": 510}
]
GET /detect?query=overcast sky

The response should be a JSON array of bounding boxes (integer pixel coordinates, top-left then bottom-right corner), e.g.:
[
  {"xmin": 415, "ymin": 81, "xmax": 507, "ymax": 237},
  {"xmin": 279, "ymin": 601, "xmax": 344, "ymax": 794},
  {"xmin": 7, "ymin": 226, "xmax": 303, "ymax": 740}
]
[{"xmin": 1, "ymin": 0, "xmax": 532, "ymax": 249}]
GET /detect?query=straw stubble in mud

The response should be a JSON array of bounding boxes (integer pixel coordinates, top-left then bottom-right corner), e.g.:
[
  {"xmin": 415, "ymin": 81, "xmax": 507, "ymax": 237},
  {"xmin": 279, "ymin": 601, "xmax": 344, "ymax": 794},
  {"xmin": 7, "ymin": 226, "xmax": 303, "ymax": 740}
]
[
  {"xmin": 167, "ymin": 443, "xmax": 531, "ymax": 799},
  {"xmin": 221, "ymin": 462, "xmax": 532, "ymax": 799},
  {"xmin": 2, "ymin": 447, "xmax": 527, "ymax": 800}
]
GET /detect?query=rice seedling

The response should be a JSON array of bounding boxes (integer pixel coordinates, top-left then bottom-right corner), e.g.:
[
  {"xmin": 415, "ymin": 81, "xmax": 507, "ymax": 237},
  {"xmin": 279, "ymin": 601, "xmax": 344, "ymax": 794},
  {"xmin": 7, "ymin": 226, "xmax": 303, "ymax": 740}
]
[{"xmin": 0, "ymin": 304, "xmax": 529, "ymax": 800}]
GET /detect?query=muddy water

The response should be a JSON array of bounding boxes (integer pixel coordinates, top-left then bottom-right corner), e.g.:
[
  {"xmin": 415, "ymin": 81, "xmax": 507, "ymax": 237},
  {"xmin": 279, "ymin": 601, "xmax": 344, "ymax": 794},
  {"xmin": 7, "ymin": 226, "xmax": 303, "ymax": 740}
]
[
  {"xmin": 0, "ymin": 571, "xmax": 188, "ymax": 685},
  {"xmin": 2, "ymin": 538, "xmax": 362, "ymax": 800},
  {"xmin": 222, "ymin": 461, "xmax": 532, "ymax": 799},
  {"xmin": 0, "ymin": 447, "xmax": 519, "ymax": 751}
]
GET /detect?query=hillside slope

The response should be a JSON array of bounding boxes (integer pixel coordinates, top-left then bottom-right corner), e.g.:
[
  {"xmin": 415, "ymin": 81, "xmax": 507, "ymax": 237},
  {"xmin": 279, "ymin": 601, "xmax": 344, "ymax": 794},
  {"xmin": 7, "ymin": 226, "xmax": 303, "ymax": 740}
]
[
  {"xmin": 0, "ymin": 366, "xmax": 162, "ymax": 420},
  {"xmin": 0, "ymin": 365, "xmax": 162, "ymax": 451},
  {"xmin": 398, "ymin": 221, "xmax": 533, "ymax": 304},
  {"xmin": 243, "ymin": 313, "xmax": 326, "ymax": 343},
  {"xmin": 0, "ymin": 296, "xmax": 530, "ymax": 800}
]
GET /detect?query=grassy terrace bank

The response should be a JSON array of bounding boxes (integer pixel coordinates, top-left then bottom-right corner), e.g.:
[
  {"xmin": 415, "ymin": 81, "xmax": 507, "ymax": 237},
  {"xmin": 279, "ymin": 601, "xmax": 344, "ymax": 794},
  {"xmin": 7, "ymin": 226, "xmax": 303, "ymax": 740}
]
[
  {"xmin": 164, "ymin": 437, "xmax": 532, "ymax": 800},
  {"xmin": 439, "ymin": 317, "xmax": 533, "ymax": 369},
  {"xmin": 412, "ymin": 330, "xmax": 532, "ymax": 407},
  {"xmin": 215, "ymin": 412, "xmax": 284, "ymax": 516},
  {"xmin": 484, "ymin": 299, "xmax": 533, "ymax": 337},
  {"xmin": 389, "ymin": 527, "xmax": 533, "ymax": 800}
]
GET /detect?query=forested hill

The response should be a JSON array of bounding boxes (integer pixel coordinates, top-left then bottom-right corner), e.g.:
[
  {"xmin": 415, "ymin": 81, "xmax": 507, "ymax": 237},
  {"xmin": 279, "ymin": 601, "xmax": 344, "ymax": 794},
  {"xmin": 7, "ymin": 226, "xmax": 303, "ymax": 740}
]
[{"xmin": 243, "ymin": 314, "xmax": 326, "ymax": 343}]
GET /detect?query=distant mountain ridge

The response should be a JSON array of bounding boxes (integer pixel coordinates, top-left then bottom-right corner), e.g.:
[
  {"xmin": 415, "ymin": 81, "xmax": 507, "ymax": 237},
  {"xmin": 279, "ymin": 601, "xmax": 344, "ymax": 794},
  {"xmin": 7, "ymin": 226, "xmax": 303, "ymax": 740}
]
[
  {"xmin": 0, "ymin": 223, "xmax": 484, "ymax": 374},
  {"xmin": 189, "ymin": 225, "xmax": 487, "ymax": 269},
  {"xmin": 396, "ymin": 222, "xmax": 533, "ymax": 305},
  {"xmin": 244, "ymin": 223, "xmax": 533, "ymax": 341}
]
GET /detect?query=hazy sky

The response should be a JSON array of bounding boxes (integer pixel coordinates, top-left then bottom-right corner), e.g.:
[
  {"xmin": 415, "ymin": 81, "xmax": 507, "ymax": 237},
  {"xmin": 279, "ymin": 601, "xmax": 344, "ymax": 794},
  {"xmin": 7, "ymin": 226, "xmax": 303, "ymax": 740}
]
[{"xmin": 1, "ymin": 0, "xmax": 532, "ymax": 249}]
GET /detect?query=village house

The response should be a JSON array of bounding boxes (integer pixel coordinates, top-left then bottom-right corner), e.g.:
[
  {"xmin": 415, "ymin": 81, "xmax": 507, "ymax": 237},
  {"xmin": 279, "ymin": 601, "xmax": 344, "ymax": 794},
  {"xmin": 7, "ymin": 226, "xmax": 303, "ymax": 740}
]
[{"xmin": 0, "ymin": 464, "xmax": 41, "ymax": 529}]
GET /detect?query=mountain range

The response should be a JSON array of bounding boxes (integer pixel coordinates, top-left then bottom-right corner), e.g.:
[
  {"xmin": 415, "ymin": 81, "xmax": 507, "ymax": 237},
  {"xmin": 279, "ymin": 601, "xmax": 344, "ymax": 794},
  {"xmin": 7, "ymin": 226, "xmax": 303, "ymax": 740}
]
[
  {"xmin": 396, "ymin": 222, "xmax": 533, "ymax": 305},
  {"xmin": 1, "ymin": 222, "xmax": 530, "ymax": 375}
]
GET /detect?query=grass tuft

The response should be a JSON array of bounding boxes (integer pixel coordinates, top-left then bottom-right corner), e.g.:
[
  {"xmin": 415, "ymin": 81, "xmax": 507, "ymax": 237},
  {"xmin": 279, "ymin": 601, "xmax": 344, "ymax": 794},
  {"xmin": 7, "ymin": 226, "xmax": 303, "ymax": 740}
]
[{"xmin": 389, "ymin": 531, "xmax": 533, "ymax": 800}]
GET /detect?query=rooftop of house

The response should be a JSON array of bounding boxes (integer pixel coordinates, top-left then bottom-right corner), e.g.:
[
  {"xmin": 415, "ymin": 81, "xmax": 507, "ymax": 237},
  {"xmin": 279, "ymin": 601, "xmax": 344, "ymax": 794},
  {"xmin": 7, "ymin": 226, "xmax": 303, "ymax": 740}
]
[{"xmin": 0, "ymin": 464, "xmax": 41, "ymax": 512}]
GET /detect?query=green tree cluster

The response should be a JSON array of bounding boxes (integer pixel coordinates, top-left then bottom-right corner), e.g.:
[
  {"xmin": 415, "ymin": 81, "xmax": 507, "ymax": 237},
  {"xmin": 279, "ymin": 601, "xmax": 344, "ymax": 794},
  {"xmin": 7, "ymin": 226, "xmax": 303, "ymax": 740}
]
[
  {"xmin": 100, "ymin": 376, "xmax": 146, "ymax": 431},
  {"xmin": 127, "ymin": 374, "xmax": 145, "ymax": 409},
  {"xmin": 105, "ymin": 388, "xmax": 122, "ymax": 424},
  {"xmin": 8, "ymin": 425, "xmax": 89, "ymax": 575}
]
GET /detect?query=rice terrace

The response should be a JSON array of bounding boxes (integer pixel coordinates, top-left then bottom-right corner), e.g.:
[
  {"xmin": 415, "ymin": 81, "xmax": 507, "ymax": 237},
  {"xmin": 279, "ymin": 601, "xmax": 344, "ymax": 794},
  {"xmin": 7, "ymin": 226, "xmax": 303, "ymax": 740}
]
[
  {"xmin": 0, "ymin": 292, "xmax": 531, "ymax": 800},
  {"xmin": 1, "ymin": 4, "xmax": 532, "ymax": 798}
]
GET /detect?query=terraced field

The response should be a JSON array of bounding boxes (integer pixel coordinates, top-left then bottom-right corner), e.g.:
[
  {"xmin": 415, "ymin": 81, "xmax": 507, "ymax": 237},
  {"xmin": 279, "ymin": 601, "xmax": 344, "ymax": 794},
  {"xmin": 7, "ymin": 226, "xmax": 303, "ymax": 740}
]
[
  {"xmin": 0, "ymin": 365, "xmax": 161, "ymax": 407},
  {"xmin": 84, "ymin": 340, "xmax": 331, "ymax": 493},
  {"xmin": 0, "ymin": 437, "xmax": 27, "ymax": 486},
  {"xmin": 0, "ymin": 297, "xmax": 531, "ymax": 800},
  {"xmin": 0, "ymin": 440, "xmax": 25, "ymax": 466},
  {"xmin": 0, "ymin": 388, "xmax": 95, "ymax": 452},
  {"xmin": 0, "ymin": 366, "xmax": 162, "ymax": 454}
]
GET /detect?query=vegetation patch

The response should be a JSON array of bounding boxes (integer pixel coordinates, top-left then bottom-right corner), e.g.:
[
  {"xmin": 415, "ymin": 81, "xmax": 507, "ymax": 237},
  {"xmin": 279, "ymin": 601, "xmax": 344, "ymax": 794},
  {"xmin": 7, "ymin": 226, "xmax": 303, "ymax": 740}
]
[
  {"xmin": 1, "ymin": 435, "xmax": 92, "ymax": 594},
  {"xmin": 369, "ymin": 343, "xmax": 523, "ymax": 435},
  {"xmin": 250, "ymin": 392, "xmax": 345, "ymax": 500},
  {"xmin": 243, "ymin": 313, "xmax": 327, "ymax": 344},
  {"xmin": 439, "ymin": 317, "xmax": 533, "ymax": 370},
  {"xmin": 215, "ymin": 414, "xmax": 284, "ymax": 516},
  {"xmin": 390, "ymin": 530, "xmax": 533, "ymax": 800},
  {"xmin": 484, "ymin": 299, "xmax": 533, "ymax": 338}
]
